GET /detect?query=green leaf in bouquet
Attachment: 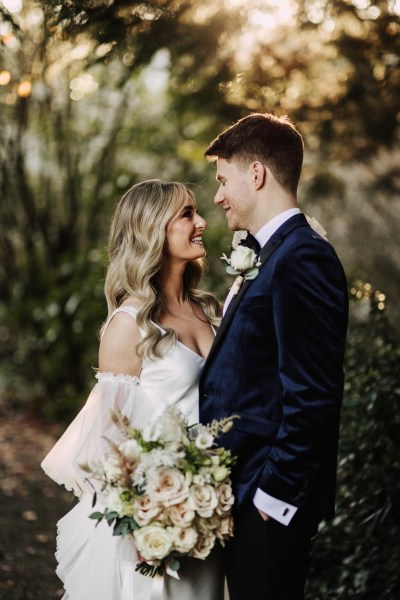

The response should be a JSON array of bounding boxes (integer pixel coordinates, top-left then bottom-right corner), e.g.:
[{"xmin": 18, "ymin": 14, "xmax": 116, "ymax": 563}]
[
  {"xmin": 89, "ymin": 511, "xmax": 104, "ymax": 521},
  {"xmin": 113, "ymin": 520, "xmax": 129, "ymax": 536},
  {"xmin": 105, "ymin": 510, "xmax": 119, "ymax": 523},
  {"xmin": 92, "ymin": 491, "xmax": 97, "ymax": 508},
  {"xmin": 113, "ymin": 516, "xmax": 139, "ymax": 536},
  {"xmin": 166, "ymin": 557, "xmax": 180, "ymax": 572}
]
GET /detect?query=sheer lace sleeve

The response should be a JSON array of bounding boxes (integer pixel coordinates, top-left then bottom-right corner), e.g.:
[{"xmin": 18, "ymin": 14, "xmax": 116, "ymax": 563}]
[{"xmin": 41, "ymin": 373, "xmax": 151, "ymax": 497}]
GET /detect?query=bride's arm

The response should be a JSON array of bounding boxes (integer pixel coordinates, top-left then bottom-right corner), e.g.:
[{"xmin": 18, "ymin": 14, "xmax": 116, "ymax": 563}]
[{"xmin": 99, "ymin": 311, "xmax": 142, "ymax": 377}]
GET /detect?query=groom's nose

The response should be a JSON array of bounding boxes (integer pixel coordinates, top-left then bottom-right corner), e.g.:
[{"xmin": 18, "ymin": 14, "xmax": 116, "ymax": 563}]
[{"xmin": 214, "ymin": 185, "xmax": 224, "ymax": 205}]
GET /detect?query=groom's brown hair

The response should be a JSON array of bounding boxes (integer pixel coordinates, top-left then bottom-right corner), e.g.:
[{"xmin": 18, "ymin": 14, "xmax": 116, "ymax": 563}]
[{"xmin": 205, "ymin": 112, "xmax": 304, "ymax": 196}]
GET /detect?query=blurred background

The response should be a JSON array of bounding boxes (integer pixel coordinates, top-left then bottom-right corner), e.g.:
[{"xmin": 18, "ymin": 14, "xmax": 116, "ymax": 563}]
[{"xmin": 0, "ymin": 0, "xmax": 399, "ymax": 598}]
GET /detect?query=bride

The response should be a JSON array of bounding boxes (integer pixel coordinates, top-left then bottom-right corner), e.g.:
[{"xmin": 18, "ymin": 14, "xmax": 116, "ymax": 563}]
[{"xmin": 41, "ymin": 180, "xmax": 224, "ymax": 600}]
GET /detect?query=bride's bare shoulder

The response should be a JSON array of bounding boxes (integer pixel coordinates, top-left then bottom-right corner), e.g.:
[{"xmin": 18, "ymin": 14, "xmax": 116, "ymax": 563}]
[
  {"xmin": 98, "ymin": 308, "xmax": 142, "ymax": 377},
  {"xmin": 120, "ymin": 296, "xmax": 141, "ymax": 310}
]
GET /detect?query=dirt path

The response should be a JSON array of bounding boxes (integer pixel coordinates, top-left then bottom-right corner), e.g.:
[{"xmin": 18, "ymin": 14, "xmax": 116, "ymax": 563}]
[{"xmin": 0, "ymin": 409, "xmax": 72, "ymax": 600}]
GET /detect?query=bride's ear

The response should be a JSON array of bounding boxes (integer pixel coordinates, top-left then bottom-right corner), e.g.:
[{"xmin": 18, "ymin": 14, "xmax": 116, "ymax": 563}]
[{"xmin": 251, "ymin": 162, "xmax": 266, "ymax": 190}]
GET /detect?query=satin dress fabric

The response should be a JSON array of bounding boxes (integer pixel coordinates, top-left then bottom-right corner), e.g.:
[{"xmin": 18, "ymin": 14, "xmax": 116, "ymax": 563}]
[{"xmin": 42, "ymin": 307, "xmax": 224, "ymax": 600}]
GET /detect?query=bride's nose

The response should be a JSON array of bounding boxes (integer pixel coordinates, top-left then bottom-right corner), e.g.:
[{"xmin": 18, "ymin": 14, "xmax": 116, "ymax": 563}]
[{"xmin": 194, "ymin": 214, "xmax": 207, "ymax": 230}]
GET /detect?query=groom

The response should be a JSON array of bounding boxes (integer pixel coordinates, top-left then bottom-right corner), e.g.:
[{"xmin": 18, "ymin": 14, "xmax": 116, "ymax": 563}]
[{"xmin": 199, "ymin": 113, "xmax": 348, "ymax": 599}]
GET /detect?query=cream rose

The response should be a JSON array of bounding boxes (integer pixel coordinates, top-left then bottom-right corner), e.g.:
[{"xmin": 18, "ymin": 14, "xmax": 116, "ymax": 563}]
[
  {"xmin": 133, "ymin": 524, "xmax": 173, "ymax": 561},
  {"xmin": 147, "ymin": 468, "xmax": 189, "ymax": 507},
  {"xmin": 171, "ymin": 526, "xmax": 198, "ymax": 553},
  {"xmin": 216, "ymin": 515, "xmax": 234, "ymax": 542},
  {"xmin": 167, "ymin": 500, "xmax": 195, "ymax": 527},
  {"xmin": 190, "ymin": 532, "xmax": 216, "ymax": 560},
  {"xmin": 195, "ymin": 515, "xmax": 221, "ymax": 534},
  {"xmin": 216, "ymin": 482, "xmax": 234, "ymax": 514},
  {"xmin": 189, "ymin": 484, "xmax": 218, "ymax": 518},
  {"xmin": 230, "ymin": 246, "xmax": 256, "ymax": 271},
  {"xmin": 133, "ymin": 495, "xmax": 161, "ymax": 527}
]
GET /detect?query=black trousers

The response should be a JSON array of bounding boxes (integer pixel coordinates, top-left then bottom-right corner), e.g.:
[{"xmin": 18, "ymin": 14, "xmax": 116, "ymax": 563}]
[{"xmin": 224, "ymin": 501, "xmax": 321, "ymax": 600}]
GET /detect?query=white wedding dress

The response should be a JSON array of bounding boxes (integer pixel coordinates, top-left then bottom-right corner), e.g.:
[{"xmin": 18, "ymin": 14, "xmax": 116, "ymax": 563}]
[{"xmin": 41, "ymin": 306, "xmax": 224, "ymax": 600}]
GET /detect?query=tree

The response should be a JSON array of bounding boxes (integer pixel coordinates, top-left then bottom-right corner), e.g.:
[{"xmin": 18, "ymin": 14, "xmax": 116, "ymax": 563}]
[{"xmin": 0, "ymin": 0, "xmax": 241, "ymax": 417}]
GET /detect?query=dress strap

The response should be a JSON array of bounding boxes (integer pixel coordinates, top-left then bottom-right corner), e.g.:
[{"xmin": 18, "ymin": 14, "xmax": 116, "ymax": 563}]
[{"xmin": 102, "ymin": 306, "xmax": 139, "ymax": 338}]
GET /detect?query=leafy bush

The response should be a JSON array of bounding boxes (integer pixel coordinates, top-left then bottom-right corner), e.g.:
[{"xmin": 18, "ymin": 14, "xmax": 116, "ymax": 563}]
[{"xmin": 306, "ymin": 288, "xmax": 400, "ymax": 599}]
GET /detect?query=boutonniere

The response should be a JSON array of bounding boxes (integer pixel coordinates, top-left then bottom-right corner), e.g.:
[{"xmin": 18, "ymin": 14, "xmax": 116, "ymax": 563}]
[{"xmin": 221, "ymin": 231, "xmax": 261, "ymax": 296}]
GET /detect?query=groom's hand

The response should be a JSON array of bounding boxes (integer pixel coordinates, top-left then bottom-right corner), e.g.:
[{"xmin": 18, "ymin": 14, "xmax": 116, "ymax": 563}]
[{"xmin": 257, "ymin": 509, "xmax": 270, "ymax": 521}]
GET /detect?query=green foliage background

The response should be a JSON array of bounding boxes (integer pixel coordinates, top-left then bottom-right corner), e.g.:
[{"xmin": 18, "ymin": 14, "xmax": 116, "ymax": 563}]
[{"xmin": 0, "ymin": 0, "xmax": 399, "ymax": 597}]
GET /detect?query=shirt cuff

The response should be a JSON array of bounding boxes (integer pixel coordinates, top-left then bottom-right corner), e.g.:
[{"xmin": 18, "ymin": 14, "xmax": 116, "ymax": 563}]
[{"xmin": 253, "ymin": 488, "xmax": 298, "ymax": 526}]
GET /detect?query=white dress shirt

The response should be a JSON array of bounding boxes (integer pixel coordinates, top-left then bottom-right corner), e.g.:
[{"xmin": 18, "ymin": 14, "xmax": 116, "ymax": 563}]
[{"xmin": 223, "ymin": 208, "xmax": 302, "ymax": 525}]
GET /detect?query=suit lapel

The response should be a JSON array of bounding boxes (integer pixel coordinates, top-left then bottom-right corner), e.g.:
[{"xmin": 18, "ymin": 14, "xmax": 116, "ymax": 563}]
[
  {"xmin": 203, "ymin": 213, "xmax": 310, "ymax": 373},
  {"xmin": 204, "ymin": 238, "xmax": 283, "ymax": 368}
]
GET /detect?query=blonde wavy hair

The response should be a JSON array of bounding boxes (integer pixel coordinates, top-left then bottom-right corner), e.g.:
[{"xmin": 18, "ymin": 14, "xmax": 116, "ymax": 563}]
[{"xmin": 103, "ymin": 179, "xmax": 221, "ymax": 359}]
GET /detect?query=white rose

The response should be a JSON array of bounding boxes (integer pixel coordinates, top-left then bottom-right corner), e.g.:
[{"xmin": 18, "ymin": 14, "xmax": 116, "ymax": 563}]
[
  {"xmin": 147, "ymin": 468, "xmax": 189, "ymax": 507},
  {"xmin": 216, "ymin": 515, "xmax": 234, "ymax": 543},
  {"xmin": 133, "ymin": 495, "xmax": 162, "ymax": 527},
  {"xmin": 190, "ymin": 532, "xmax": 216, "ymax": 560},
  {"xmin": 189, "ymin": 484, "xmax": 218, "ymax": 518},
  {"xmin": 230, "ymin": 246, "xmax": 255, "ymax": 271},
  {"xmin": 133, "ymin": 524, "xmax": 173, "ymax": 561},
  {"xmin": 171, "ymin": 526, "xmax": 198, "ymax": 553},
  {"xmin": 216, "ymin": 483, "xmax": 234, "ymax": 514},
  {"xmin": 167, "ymin": 500, "xmax": 195, "ymax": 527},
  {"xmin": 194, "ymin": 427, "xmax": 214, "ymax": 450}
]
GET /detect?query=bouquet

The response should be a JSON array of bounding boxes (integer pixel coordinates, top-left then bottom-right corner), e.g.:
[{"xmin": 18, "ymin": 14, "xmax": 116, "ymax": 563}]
[{"xmin": 82, "ymin": 406, "xmax": 237, "ymax": 577}]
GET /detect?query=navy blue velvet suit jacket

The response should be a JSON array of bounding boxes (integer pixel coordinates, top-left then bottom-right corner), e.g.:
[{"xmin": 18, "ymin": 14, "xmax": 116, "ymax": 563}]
[{"xmin": 199, "ymin": 214, "xmax": 348, "ymax": 520}]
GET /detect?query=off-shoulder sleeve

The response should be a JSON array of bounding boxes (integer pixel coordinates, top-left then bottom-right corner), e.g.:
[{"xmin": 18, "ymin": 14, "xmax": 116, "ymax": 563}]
[{"xmin": 41, "ymin": 373, "xmax": 152, "ymax": 497}]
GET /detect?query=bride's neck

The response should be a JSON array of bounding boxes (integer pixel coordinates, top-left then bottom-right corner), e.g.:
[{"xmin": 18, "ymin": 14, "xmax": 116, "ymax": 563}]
[{"xmin": 159, "ymin": 261, "xmax": 187, "ymax": 308}]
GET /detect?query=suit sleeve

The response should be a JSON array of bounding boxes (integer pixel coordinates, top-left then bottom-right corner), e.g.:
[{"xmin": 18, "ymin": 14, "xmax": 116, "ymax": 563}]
[{"xmin": 257, "ymin": 239, "xmax": 348, "ymax": 507}]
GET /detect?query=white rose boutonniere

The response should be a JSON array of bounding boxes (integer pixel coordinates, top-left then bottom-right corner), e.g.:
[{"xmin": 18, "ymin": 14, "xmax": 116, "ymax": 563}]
[{"xmin": 221, "ymin": 231, "xmax": 261, "ymax": 296}]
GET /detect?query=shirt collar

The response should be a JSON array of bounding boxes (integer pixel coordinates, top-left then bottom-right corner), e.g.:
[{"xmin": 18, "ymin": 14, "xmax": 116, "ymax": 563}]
[{"xmin": 254, "ymin": 208, "xmax": 301, "ymax": 249}]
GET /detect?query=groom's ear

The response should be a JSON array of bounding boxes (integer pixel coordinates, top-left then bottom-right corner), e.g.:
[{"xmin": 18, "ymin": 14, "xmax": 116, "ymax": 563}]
[{"xmin": 251, "ymin": 161, "xmax": 266, "ymax": 190}]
